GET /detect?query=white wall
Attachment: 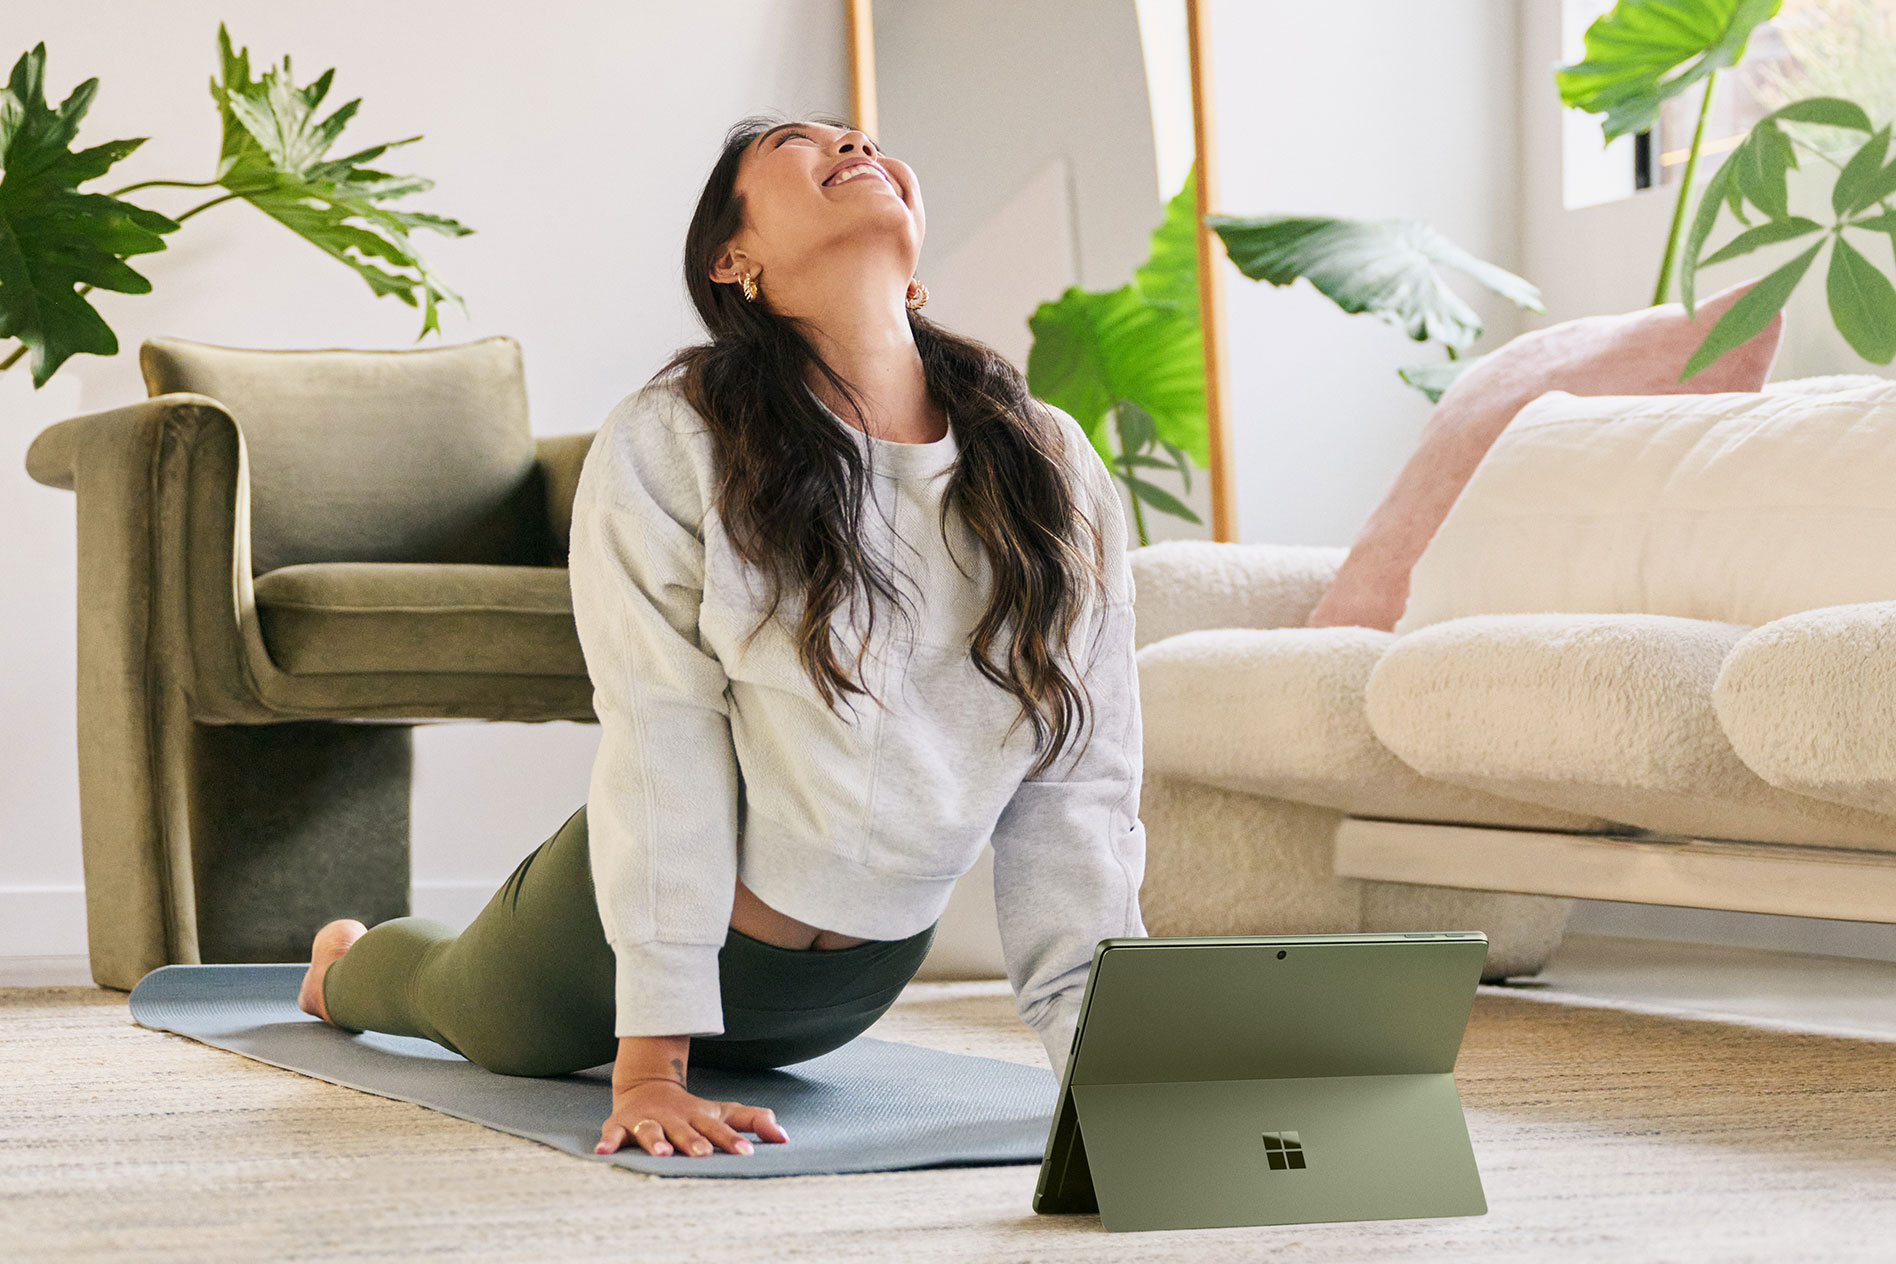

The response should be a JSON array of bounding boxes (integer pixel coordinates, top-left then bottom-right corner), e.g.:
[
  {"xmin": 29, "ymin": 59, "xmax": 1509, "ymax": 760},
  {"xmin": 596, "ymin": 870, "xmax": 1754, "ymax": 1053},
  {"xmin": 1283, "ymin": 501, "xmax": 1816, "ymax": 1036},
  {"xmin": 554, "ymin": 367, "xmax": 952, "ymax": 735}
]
[
  {"xmin": 1, "ymin": 0, "xmax": 849, "ymax": 958},
  {"xmin": 1206, "ymin": 0, "xmax": 1527, "ymax": 549}
]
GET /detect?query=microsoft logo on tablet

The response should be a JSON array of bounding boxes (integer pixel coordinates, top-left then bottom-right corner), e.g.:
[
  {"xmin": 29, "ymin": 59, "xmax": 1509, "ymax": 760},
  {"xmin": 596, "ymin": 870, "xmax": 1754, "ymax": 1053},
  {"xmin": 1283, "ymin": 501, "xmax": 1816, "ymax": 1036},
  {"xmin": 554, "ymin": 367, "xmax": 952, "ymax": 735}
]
[{"xmin": 1261, "ymin": 1130, "xmax": 1306, "ymax": 1170}]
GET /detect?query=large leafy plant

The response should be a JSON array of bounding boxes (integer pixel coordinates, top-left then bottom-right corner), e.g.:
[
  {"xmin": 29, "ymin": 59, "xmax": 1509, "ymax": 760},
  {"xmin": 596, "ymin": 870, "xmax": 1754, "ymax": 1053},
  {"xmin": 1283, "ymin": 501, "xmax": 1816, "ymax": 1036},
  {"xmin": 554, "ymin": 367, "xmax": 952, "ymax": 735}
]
[
  {"xmin": 1558, "ymin": 0, "xmax": 1896, "ymax": 377},
  {"xmin": 1027, "ymin": 164, "xmax": 1208, "ymax": 545},
  {"xmin": 1204, "ymin": 215, "xmax": 1543, "ymax": 402},
  {"xmin": 0, "ymin": 27, "xmax": 470, "ymax": 389}
]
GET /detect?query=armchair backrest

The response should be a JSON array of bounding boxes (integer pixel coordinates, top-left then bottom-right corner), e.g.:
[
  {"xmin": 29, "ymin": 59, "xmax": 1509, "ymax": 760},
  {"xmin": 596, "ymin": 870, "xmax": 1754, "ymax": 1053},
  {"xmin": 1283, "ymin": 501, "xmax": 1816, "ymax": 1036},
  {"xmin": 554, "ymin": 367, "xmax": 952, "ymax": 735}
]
[{"xmin": 140, "ymin": 335, "xmax": 550, "ymax": 576}]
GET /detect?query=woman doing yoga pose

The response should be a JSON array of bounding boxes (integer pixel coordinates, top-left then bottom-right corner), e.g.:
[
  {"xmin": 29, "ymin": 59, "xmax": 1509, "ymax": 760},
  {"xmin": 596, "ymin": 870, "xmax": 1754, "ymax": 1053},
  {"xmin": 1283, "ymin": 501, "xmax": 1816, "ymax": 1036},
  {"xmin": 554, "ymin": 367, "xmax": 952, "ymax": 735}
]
[{"xmin": 295, "ymin": 113, "xmax": 1148, "ymax": 1161}]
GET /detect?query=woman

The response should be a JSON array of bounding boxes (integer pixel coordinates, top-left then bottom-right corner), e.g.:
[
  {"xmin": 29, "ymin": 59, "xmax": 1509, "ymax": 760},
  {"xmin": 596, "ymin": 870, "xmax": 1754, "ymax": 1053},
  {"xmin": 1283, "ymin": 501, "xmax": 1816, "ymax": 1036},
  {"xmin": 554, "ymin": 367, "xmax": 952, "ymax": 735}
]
[{"xmin": 295, "ymin": 113, "xmax": 1148, "ymax": 1161}]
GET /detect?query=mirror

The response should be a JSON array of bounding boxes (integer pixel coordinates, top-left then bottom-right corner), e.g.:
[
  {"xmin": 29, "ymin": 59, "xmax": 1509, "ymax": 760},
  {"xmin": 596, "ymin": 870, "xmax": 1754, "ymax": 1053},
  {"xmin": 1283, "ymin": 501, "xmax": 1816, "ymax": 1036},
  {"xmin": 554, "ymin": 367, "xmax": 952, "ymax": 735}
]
[{"xmin": 850, "ymin": 0, "xmax": 1231, "ymax": 543}]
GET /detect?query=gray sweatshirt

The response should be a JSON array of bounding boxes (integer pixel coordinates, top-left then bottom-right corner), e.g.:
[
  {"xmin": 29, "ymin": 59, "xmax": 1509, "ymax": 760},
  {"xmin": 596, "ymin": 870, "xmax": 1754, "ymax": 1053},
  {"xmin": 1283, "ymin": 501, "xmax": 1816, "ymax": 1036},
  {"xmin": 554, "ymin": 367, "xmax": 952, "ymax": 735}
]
[{"xmin": 567, "ymin": 376, "xmax": 1147, "ymax": 1077}]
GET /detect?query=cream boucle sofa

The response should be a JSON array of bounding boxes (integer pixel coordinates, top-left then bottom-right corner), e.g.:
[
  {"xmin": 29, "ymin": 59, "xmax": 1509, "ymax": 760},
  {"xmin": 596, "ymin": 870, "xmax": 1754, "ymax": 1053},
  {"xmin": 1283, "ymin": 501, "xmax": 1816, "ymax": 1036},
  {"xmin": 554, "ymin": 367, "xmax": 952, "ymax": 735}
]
[{"xmin": 1128, "ymin": 375, "xmax": 1896, "ymax": 978}]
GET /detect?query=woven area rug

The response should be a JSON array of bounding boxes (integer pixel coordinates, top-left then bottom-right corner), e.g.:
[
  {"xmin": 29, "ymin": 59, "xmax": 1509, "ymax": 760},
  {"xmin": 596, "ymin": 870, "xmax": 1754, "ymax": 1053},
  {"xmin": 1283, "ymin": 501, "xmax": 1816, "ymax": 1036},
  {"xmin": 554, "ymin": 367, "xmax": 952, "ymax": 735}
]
[{"xmin": 6, "ymin": 975, "xmax": 1896, "ymax": 1262}]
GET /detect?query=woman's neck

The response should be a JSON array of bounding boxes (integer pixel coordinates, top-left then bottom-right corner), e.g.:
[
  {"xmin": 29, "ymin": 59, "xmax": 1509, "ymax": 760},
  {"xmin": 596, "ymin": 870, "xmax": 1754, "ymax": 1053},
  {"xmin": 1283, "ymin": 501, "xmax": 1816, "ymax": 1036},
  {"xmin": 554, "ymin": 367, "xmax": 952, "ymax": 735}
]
[{"xmin": 789, "ymin": 270, "xmax": 946, "ymax": 444}]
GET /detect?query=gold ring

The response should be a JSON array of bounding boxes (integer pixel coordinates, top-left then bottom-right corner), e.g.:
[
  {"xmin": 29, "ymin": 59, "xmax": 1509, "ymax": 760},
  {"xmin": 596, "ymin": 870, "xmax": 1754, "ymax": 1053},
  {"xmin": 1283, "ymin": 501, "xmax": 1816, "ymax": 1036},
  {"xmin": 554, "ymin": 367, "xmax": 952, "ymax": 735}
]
[{"xmin": 631, "ymin": 1118, "xmax": 661, "ymax": 1132}]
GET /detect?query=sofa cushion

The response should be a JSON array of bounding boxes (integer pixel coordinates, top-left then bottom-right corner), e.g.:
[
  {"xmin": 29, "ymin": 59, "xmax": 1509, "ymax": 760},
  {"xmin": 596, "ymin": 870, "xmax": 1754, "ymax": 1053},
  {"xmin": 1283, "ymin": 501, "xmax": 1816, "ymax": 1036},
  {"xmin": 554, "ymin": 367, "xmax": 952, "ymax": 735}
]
[
  {"xmin": 1397, "ymin": 378, "xmax": 1896, "ymax": 635},
  {"xmin": 1307, "ymin": 278, "xmax": 1784, "ymax": 632},
  {"xmin": 1137, "ymin": 626, "xmax": 1606, "ymax": 829},
  {"xmin": 1364, "ymin": 612, "xmax": 1896, "ymax": 851},
  {"xmin": 141, "ymin": 335, "xmax": 548, "ymax": 575},
  {"xmin": 253, "ymin": 562, "xmax": 586, "ymax": 678},
  {"xmin": 1715, "ymin": 602, "xmax": 1896, "ymax": 817}
]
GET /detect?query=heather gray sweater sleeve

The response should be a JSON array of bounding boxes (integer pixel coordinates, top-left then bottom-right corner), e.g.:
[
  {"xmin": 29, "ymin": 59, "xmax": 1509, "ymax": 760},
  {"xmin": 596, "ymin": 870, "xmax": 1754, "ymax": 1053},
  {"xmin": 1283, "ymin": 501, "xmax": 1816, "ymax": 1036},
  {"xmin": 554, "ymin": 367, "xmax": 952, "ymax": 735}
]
[
  {"xmin": 568, "ymin": 389, "xmax": 739, "ymax": 1039},
  {"xmin": 989, "ymin": 426, "xmax": 1149, "ymax": 1080}
]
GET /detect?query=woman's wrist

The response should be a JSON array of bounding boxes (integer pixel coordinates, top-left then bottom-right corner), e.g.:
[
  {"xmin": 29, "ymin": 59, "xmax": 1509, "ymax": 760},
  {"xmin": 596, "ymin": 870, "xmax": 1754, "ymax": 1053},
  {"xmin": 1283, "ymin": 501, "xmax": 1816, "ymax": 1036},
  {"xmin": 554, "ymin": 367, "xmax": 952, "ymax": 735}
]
[{"xmin": 613, "ymin": 1033, "xmax": 691, "ymax": 1089}]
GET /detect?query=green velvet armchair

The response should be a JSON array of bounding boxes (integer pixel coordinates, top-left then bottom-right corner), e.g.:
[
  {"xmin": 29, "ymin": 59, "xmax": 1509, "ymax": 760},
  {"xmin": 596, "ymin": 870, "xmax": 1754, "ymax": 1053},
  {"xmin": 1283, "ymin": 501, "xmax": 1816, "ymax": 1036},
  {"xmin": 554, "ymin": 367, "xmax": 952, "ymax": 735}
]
[{"xmin": 24, "ymin": 335, "xmax": 601, "ymax": 991}]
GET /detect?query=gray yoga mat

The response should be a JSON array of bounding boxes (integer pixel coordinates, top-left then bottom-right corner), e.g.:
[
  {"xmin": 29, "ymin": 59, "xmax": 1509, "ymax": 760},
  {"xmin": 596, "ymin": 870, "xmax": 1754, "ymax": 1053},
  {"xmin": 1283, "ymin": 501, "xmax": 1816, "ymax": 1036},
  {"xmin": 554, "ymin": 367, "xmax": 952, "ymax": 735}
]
[{"xmin": 128, "ymin": 963, "xmax": 1058, "ymax": 1178}]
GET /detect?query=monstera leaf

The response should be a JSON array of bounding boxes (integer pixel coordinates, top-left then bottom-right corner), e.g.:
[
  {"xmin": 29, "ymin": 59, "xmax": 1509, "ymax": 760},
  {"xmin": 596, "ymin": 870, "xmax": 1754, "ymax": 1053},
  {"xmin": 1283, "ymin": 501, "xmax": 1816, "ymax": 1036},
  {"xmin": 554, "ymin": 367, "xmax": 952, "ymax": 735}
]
[
  {"xmin": 209, "ymin": 24, "xmax": 470, "ymax": 335},
  {"xmin": 1132, "ymin": 162, "xmax": 1200, "ymax": 310},
  {"xmin": 1556, "ymin": 0, "xmax": 1782, "ymax": 142},
  {"xmin": 1208, "ymin": 215, "xmax": 1542, "ymax": 352},
  {"xmin": 0, "ymin": 44, "xmax": 177, "ymax": 386},
  {"xmin": 1027, "ymin": 281, "xmax": 1206, "ymax": 471}
]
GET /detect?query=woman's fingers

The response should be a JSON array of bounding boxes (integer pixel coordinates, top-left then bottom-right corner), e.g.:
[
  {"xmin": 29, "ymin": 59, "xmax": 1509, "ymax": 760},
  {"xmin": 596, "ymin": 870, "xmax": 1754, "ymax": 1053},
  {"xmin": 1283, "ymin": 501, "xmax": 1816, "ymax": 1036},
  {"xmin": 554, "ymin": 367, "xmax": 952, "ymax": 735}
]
[
  {"xmin": 595, "ymin": 1123, "xmax": 624, "ymax": 1155},
  {"xmin": 663, "ymin": 1118, "xmax": 716, "ymax": 1157},
  {"xmin": 633, "ymin": 1118, "xmax": 674, "ymax": 1156},
  {"xmin": 694, "ymin": 1113, "xmax": 755, "ymax": 1155},
  {"xmin": 727, "ymin": 1103, "xmax": 790, "ymax": 1143}
]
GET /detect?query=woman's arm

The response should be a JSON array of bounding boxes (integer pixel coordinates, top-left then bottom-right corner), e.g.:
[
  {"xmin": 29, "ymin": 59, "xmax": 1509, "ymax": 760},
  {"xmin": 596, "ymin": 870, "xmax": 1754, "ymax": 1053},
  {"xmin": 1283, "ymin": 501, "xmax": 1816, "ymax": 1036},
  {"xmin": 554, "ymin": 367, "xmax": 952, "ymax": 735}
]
[
  {"xmin": 569, "ymin": 385, "xmax": 741, "ymax": 1042},
  {"xmin": 988, "ymin": 415, "xmax": 1149, "ymax": 1080}
]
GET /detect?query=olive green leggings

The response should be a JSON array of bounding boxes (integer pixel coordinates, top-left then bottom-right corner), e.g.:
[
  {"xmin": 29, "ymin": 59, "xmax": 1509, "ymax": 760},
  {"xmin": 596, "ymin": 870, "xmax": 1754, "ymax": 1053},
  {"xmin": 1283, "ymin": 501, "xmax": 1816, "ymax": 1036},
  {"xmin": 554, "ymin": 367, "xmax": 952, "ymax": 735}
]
[{"xmin": 321, "ymin": 803, "xmax": 939, "ymax": 1077}]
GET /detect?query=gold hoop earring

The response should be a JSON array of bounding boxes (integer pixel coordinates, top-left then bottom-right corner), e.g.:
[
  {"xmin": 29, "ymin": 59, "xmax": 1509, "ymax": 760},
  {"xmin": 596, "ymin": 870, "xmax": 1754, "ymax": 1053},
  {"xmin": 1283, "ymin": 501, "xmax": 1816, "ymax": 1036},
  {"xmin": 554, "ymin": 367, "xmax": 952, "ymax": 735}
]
[
  {"xmin": 740, "ymin": 272, "xmax": 759, "ymax": 303},
  {"xmin": 905, "ymin": 278, "xmax": 928, "ymax": 310}
]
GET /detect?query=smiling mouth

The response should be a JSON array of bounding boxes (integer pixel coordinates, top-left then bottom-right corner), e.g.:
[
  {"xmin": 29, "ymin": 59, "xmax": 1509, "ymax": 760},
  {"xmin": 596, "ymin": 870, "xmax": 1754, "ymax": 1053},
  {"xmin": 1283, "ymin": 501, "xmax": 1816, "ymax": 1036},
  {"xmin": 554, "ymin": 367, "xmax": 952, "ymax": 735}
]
[{"xmin": 823, "ymin": 166, "xmax": 894, "ymax": 191}]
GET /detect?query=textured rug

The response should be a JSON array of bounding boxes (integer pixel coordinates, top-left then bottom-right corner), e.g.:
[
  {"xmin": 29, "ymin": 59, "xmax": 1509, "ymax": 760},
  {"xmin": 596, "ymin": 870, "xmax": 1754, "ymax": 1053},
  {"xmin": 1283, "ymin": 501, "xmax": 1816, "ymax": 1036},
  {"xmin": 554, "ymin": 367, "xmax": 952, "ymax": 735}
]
[
  {"xmin": 125, "ymin": 962, "xmax": 1054, "ymax": 1178},
  {"xmin": 6, "ymin": 973, "xmax": 1896, "ymax": 1262}
]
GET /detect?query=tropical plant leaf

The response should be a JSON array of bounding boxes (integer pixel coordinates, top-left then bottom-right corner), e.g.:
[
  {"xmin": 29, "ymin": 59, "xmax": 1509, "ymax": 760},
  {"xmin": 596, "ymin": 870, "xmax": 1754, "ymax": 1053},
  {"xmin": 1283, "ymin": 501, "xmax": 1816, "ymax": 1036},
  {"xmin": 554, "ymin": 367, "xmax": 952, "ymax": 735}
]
[
  {"xmin": 0, "ymin": 43, "xmax": 178, "ymax": 386},
  {"xmin": 1681, "ymin": 98, "xmax": 1874, "ymax": 315},
  {"xmin": 1397, "ymin": 355, "xmax": 1481, "ymax": 404},
  {"xmin": 1132, "ymin": 163, "xmax": 1199, "ymax": 310},
  {"xmin": 1681, "ymin": 237, "xmax": 1821, "ymax": 379},
  {"xmin": 1123, "ymin": 473, "xmax": 1201, "ymax": 524},
  {"xmin": 1827, "ymin": 233, "xmax": 1896, "ymax": 363},
  {"xmin": 1555, "ymin": 0, "xmax": 1782, "ymax": 142},
  {"xmin": 1698, "ymin": 215, "xmax": 1823, "ymax": 267},
  {"xmin": 1208, "ymin": 215, "xmax": 1542, "ymax": 351},
  {"xmin": 209, "ymin": 24, "xmax": 471, "ymax": 336},
  {"xmin": 1026, "ymin": 282, "xmax": 1206, "ymax": 469},
  {"xmin": 1833, "ymin": 123, "xmax": 1896, "ymax": 217}
]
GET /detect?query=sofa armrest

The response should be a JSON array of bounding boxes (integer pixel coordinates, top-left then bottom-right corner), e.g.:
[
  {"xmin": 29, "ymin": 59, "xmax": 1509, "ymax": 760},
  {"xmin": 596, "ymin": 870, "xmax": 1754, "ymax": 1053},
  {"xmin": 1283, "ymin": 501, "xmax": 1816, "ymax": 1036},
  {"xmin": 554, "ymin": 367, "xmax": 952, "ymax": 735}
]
[
  {"xmin": 533, "ymin": 430, "xmax": 597, "ymax": 562},
  {"xmin": 1129, "ymin": 540, "xmax": 1349, "ymax": 649},
  {"xmin": 25, "ymin": 393, "xmax": 279, "ymax": 724}
]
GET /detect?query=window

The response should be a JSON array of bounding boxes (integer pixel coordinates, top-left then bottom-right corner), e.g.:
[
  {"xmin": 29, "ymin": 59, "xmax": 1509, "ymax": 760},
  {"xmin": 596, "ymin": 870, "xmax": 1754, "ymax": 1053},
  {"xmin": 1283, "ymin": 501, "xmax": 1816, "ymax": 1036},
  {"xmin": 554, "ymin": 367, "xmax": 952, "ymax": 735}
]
[{"xmin": 1562, "ymin": 0, "xmax": 1896, "ymax": 211}]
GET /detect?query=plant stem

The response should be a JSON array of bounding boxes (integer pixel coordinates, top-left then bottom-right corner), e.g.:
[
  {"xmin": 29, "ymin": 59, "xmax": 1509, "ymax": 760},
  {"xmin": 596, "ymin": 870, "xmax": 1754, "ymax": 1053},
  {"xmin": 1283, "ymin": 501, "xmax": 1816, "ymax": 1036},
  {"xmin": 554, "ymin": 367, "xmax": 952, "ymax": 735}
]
[
  {"xmin": 0, "ymin": 343, "xmax": 24, "ymax": 373},
  {"xmin": 175, "ymin": 192, "xmax": 242, "ymax": 222},
  {"xmin": 108, "ymin": 177, "xmax": 225, "ymax": 196},
  {"xmin": 1654, "ymin": 73, "xmax": 1718, "ymax": 306}
]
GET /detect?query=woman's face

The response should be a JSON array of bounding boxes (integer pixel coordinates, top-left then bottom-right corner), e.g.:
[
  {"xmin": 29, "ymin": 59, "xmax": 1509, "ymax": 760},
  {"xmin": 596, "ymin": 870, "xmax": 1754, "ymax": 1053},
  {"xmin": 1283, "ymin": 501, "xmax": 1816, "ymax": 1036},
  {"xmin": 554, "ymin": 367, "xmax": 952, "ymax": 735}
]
[{"xmin": 713, "ymin": 121, "xmax": 924, "ymax": 291}]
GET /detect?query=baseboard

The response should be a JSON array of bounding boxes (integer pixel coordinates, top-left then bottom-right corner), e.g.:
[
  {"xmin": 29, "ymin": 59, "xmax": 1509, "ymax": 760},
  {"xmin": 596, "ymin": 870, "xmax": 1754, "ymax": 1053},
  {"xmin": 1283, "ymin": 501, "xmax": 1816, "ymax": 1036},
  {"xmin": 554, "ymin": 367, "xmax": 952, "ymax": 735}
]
[{"xmin": 0, "ymin": 881, "xmax": 506, "ymax": 959}]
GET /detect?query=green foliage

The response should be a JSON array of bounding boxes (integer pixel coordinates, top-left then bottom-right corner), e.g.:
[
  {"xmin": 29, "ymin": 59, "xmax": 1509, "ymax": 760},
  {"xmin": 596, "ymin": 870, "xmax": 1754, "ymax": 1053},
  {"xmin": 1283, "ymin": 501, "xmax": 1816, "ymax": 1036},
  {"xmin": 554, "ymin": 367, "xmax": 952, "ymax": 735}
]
[
  {"xmin": 209, "ymin": 24, "xmax": 471, "ymax": 336},
  {"xmin": 1026, "ymin": 165, "xmax": 1207, "ymax": 542},
  {"xmin": 1556, "ymin": 0, "xmax": 1782, "ymax": 141},
  {"xmin": 0, "ymin": 44, "xmax": 178, "ymax": 386},
  {"xmin": 1207, "ymin": 215, "xmax": 1542, "ymax": 353},
  {"xmin": 0, "ymin": 29, "xmax": 471, "ymax": 388},
  {"xmin": 1678, "ymin": 97, "xmax": 1896, "ymax": 377}
]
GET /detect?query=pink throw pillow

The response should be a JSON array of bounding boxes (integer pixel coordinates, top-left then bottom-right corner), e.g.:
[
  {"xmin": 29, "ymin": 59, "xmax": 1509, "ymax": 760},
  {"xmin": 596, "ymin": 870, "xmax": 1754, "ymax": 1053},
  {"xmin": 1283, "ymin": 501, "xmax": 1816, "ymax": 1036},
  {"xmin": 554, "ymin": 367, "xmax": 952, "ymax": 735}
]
[{"xmin": 1306, "ymin": 278, "xmax": 1785, "ymax": 631}]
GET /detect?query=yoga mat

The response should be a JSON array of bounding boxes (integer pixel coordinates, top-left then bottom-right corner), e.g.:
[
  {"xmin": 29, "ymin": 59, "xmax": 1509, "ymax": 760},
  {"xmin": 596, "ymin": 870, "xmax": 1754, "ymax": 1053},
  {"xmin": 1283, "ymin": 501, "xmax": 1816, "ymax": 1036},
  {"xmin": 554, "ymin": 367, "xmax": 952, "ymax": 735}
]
[{"xmin": 128, "ymin": 964, "xmax": 1058, "ymax": 1178}]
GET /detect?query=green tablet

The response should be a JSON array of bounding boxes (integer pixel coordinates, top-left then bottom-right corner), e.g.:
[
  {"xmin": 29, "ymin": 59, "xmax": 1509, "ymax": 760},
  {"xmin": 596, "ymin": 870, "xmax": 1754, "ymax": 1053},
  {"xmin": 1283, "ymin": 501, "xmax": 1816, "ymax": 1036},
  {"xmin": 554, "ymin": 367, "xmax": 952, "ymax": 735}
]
[{"xmin": 1032, "ymin": 931, "xmax": 1491, "ymax": 1232}]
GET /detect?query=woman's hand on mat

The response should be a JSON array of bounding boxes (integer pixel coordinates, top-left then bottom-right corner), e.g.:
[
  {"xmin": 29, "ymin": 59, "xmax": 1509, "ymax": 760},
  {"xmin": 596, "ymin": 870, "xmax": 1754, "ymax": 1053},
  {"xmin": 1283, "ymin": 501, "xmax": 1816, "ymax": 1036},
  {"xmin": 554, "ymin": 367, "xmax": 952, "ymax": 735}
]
[{"xmin": 597, "ymin": 1079, "xmax": 790, "ymax": 1157}]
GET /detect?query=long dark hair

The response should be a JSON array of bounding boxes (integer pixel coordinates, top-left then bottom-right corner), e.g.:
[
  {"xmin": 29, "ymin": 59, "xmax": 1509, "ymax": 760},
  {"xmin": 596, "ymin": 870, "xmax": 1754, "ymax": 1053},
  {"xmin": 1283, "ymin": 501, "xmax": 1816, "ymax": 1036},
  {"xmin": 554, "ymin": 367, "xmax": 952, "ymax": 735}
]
[{"xmin": 652, "ymin": 112, "xmax": 1109, "ymax": 777}]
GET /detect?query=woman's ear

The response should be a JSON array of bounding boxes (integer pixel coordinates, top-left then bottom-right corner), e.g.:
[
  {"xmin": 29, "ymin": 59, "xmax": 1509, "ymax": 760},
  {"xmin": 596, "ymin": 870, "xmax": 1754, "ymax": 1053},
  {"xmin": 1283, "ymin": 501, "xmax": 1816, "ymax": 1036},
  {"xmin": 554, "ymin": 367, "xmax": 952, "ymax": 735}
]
[{"xmin": 709, "ymin": 246, "xmax": 750, "ymax": 287}]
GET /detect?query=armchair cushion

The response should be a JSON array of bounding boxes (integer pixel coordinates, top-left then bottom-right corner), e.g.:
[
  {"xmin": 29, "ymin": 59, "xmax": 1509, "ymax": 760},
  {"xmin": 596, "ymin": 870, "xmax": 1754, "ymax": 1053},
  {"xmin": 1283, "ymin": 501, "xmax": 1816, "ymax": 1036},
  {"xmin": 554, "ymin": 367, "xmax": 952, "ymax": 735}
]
[
  {"xmin": 1365, "ymin": 612, "xmax": 1896, "ymax": 851},
  {"xmin": 140, "ymin": 335, "xmax": 548, "ymax": 575},
  {"xmin": 253, "ymin": 562, "xmax": 587, "ymax": 678},
  {"xmin": 1137, "ymin": 625, "xmax": 1605, "ymax": 829}
]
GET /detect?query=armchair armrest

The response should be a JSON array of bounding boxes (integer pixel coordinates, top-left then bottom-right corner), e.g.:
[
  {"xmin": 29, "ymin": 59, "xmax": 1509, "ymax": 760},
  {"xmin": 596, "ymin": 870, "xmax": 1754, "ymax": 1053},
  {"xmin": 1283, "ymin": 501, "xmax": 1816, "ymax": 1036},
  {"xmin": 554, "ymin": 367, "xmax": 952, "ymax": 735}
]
[
  {"xmin": 25, "ymin": 393, "xmax": 280, "ymax": 724},
  {"xmin": 1129, "ymin": 540, "xmax": 1349, "ymax": 650},
  {"xmin": 533, "ymin": 430, "xmax": 598, "ymax": 562}
]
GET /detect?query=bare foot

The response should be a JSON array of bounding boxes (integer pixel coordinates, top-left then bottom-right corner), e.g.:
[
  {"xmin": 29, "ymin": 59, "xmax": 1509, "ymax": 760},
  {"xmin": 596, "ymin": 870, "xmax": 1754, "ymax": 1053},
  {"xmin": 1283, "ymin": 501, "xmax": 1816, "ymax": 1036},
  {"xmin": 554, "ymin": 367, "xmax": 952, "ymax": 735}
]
[{"xmin": 298, "ymin": 918, "xmax": 368, "ymax": 1024}]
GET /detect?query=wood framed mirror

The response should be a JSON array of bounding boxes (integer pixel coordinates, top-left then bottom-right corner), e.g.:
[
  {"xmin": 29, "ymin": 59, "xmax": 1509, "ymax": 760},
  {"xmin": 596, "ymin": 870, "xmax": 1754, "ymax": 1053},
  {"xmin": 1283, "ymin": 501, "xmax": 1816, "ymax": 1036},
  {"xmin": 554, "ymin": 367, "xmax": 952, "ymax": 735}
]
[{"xmin": 846, "ymin": 0, "xmax": 1234, "ymax": 543}]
